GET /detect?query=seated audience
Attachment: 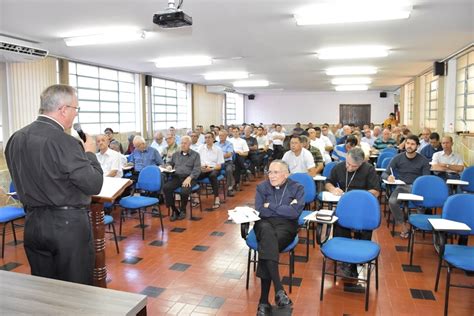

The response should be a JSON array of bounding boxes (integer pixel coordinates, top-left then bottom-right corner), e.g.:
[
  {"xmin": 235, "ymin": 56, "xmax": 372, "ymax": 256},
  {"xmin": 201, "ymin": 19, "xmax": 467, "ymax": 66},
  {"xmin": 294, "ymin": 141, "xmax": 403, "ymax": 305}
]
[
  {"xmin": 300, "ymin": 135, "xmax": 324, "ymax": 175},
  {"xmin": 129, "ymin": 135, "xmax": 163, "ymax": 181},
  {"xmin": 325, "ymin": 148, "xmax": 380, "ymax": 277},
  {"xmin": 271, "ymin": 124, "xmax": 286, "ymax": 160},
  {"xmin": 417, "ymin": 127, "xmax": 431, "ymax": 153},
  {"xmin": 196, "ymin": 125, "xmax": 205, "ymax": 144},
  {"xmin": 96, "ymin": 134, "xmax": 123, "ymax": 178},
  {"xmin": 383, "ymin": 112, "xmax": 398, "ymax": 128},
  {"xmin": 244, "ymin": 126, "xmax": 262, "ymax": 176},
  {"xmin": 216, "ymin": 130, "xmax": 236, "ymax": 196},
  {"xmin": 373, "ymin": 128, "xmax": 397, "ymax": 150},
  {"xmin": 163, "ymin": 136, "xmax": 201, "ymax": 221},
  {"xmin": 309, "ymin": 127, "xmax": 333, "ymax": 164},
  {"xmin": 125, "ymin": 134, "xmax": 135, "ymax": 155},
  {"xmin": 419, "ymin": 132, "xmax": 442, "ymax": 161},
  {"xmin": 104, "ymin": 127, "xmax": 124, "ymax": 153},
  {"xmin": 336, "ymin": 125, "xmax": 352, "ymax": 144},
  {"xmin": 150, "ymin": 131, "xmax": 167, "ymax": 156},
  {"xmin": 198, "ymin": 132, "xmax": 225, "ymax": 209},
  {"xmin": 110, "ymin": 140, "xmax": 128, "ymax": 168},
  {"xmin": 229, "ymin": 127, "xmax": 249, "ymax": 188},
  {"xmin": 168, "ymin": 126, "xmax": 181, "ymax": 145},
  {"xmin": 282, "ymin": 135, "xmax": 318, "ymax": 177},
  {"xmin": 372, "ymin": 126, "xmax": 382, "ymax": 139},
  {"xmin": 382, "ymin": 135, "xmax": 430, "ymax": 238},
  {"xmin": 361, "ymin": 128, "xmax": 375, "ymax": 147},
  {"xmin": 162, "ymin": 133, "xmax": 179, "ymax": 163},
  {"xmin": 190, "ymin": 131, "xmax": 202, "ymax": 152},
  {"xmin": 254, "ymin": 160, "xmax": 304, "ymax": 315},
  {"xmin": 431, "ymin": 136, "xmax": 464, "ymax": 180},
  {"xmin": 332, "ymin": 135, "xmax": 358, "ymax": 162},
  {"xmin": 322, "ymin": 123, "xmax": 337, "ymax": 146}
]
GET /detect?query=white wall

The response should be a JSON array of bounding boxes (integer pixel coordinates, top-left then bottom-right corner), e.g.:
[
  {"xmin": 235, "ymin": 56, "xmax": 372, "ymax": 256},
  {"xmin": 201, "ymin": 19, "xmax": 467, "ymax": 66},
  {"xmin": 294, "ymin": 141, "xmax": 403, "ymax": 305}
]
[{"xmin": 245, "ymin": 91, "xmax": 396, "ymax": 125}]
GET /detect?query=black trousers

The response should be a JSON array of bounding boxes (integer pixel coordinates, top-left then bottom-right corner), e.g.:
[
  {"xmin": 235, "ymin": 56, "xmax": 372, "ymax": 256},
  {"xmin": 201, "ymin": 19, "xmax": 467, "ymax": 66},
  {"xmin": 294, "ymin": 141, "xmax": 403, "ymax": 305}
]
[
  {"xmin": 197, "ymin": 170, "xmax": 220, "ymax": 197},
  {"xmin": 163, "ymin": 174, "xmax": 195, "ymax": 210},
  {"xmin": 253, "ymin": 218, "xmax": 298, "ymax": 279},
  {"xmin": 334, "ymin": 223, "xmax": 373, "ymax": 241},
  {"xmin": 248, "ymin": 152, "xmax": 264, "ymax": 172},
  {"xmin": 233, "ymin": 154, "xmax": 247, "ymax": 184},
  {"xmin": 273, "ymin": 145, "xmax": 284, "ymax": 160},
  {"xmin": 24, "ymin": 208, "xmax": 94, "ymax": 285}
]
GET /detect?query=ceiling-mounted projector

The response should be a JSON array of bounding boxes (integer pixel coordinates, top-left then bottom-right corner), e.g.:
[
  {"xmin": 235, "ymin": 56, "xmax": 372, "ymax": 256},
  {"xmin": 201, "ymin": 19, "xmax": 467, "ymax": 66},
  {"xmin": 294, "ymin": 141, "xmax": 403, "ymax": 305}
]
[{"xmin": 153, "ymin": 0, "xmax": 192, "ymax": 28}]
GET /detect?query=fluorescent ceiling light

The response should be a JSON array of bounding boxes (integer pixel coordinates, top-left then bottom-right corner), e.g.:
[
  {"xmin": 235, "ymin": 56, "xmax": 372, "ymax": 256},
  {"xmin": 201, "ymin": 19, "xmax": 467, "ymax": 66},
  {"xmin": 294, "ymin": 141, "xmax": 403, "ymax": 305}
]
[
  {"xmin": 335, "ymin": 85, "xmax": 369, "ymax": 91},
  {"xmin": 233, "ymin": 80, "xmax": 269, "ymax": 88},
  {"xmin": 204, "ymin": 71, "xmax": 249, "ymax": 80},
  {"xmin": 64, "ymin": 29, "xmax": 147, "ymax": 46},
  {"xmin": 331, "ymin": 77, "xmax": 372, "ymax": 85},
  {"xmin": 295, "ymin": 1, "xmax": 412, "ymax": 25},
  {"xmin": 318, "ymin": 46, "xmax": 389, "ymax": 59},
  {"xmin": 155, "ymin": 55, "xmax": 212, "ymax": 68},
  {"xmin": 326, "ymin": 66, "xmax": 378, "ymax": 76}
]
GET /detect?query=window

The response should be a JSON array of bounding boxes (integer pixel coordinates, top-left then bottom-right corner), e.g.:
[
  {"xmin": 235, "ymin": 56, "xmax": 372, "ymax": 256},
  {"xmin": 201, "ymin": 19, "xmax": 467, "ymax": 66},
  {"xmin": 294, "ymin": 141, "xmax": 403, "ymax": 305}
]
[
  {"xmin": 224, "ymin": 93, "xmax": 244, "ymax": 125},
  {"xmin": 455, "ymin": 50, "xmax": 474, "ymax": 132},
  {"xmin": 404, "ymin": 81, "xmax": 415, "ymax": 126},
  {"xmin": 68, "ymin": 62, "xmax": 139, "ymax": 135},
  {"xmin": 151, "ymin": 78, "xmax": 191, "ymax": 130},
  {"xmin": 424, "ymin": 72, "xmax": 438, "ymax": 130}
]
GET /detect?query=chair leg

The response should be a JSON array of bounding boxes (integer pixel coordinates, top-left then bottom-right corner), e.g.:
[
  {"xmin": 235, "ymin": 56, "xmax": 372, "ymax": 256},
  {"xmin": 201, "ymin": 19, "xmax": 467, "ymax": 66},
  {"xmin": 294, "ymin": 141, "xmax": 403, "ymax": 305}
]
[
  {"xmin": 435, "ymin": 255, "xmax": 443, "ymax": 292},
  {"xmin": 444, "ymin": 266, "xmax": 451, "ymax": 316},
  {"xmin": 375, "ymin": 257, "xmax": 379, "ymax": 290},
  {"xmin": 365, "ymin": 262, "xmax": 372, "ymax": 311},
  {"xmin": 333, "ymin": 260, "xmax": 337, "ymax": 283},
  {"xmin": 119, "ymin": 209, "xmax": 124, "ymax": 236},
  {"xmin": 306, "ymin": 227, "xmax": 310, "ymax": 262},
  {"xmin": 111, "ymin": 222, "xmax": 120, "ymax": 254},
  {"xmin": 409, "ymin": 227, "xmax": 415, "ymax": 265},
  {"xmin": 246, "ymin": 249, "xmax": 252, "ymax": 289},
  {"xmin": 11, "ymin": 221, "xmax": 17, "ymax": 244},
  {"xmin": 1, "ymin": 223, "xmax": 6, "ymax": 258},
  {"xmin": 139, "ymin": 209, "xmax": 145, "ymax": 240},
  {"xmin": 320, "ymin": 257, "xmax": 326, "ymax": 301},
  {"xmin": 156, "ymin": 206, "xmax": 164, "ymax": 232}
]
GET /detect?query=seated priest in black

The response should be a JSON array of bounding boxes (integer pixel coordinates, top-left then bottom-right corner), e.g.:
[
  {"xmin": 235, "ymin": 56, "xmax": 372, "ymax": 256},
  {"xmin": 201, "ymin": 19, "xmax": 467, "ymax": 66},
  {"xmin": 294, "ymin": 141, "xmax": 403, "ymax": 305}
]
[
  {"xmin": 254, "ymin": 160, "xmax": 305, "ymax": 315},
  {"xmin": 163, "ymin": 135, "xmax": 201, "ymax": 221},
  {"xmin": 324, "ymin": 147, "xmax": 380, "ymax": 278}
]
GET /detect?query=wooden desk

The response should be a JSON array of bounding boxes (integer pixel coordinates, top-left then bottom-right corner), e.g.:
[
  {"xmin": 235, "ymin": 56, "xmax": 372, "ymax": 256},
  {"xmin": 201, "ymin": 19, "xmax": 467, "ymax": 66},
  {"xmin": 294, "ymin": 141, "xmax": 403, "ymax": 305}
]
[
  {"xmin": 91, "ymin": 178, "xmax": 132, "ymax": 288},
  {"xmin": 0, "ymin": 270, "xmax": 146, "ymax": 315}
]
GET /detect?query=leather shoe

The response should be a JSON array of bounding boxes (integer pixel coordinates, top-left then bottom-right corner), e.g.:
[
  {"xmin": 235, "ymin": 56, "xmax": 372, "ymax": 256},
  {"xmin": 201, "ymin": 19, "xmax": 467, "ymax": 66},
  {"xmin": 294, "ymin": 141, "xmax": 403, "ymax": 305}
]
[
  {"xmin": 177, "ymin": 211, "xmax": 186, "ymax": 220},
  {"xmin": 274, "ymin": 290, "xmax": 292, "ymax": 308},
  {"xmin": 256, "ymin": 303, "xmax": 272, "ymax": 316},
  {"xmin": 170, "ymin": 211, "xmax": 177, "ymax": 222}
]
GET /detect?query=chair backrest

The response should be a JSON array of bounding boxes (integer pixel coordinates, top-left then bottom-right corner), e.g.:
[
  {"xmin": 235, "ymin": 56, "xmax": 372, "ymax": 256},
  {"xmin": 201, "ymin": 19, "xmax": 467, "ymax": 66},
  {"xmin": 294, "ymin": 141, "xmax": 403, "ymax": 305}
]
[
  {"xmin": 376, "ymin": 151, "xmax": 396, "ymax": 168},
  {"xmin": 136, "ymin": 165, "xmax": 161, "ymax": 192},
  {"xmin": 411, "ymin": 175, "xmax": 449, "ymax": 208},
  {"xmin": 442, "ymin": 194, "xmax": 474, "ymax": 236},
  {"xmin": 381, "ymin": 157, "xmax": 392, "ymax": 169},
  {"xmin": 336, "ymin": 190, "xmax": 381, "ymax": 231},
  {"xmin": 460, "ymin": 166, "xmax": 474, "ymax": 193},
  {"xmin": 289, "ymin": 173, "xmax": 316, "ymax": 203},
  {"xmin": 322, "ymin": 161, "xmax": 337, "ymax": 177},
  {"xmin": 381, "ymin": 147, "xmax": 398, "ymax": 154}
]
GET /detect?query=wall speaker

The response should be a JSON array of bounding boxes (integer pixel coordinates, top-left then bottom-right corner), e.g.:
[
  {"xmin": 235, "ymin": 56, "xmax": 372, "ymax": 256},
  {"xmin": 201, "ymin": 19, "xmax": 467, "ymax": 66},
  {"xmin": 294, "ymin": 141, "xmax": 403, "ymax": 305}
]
[
  {"xmin": 380, "ymin": 92, "xmax": 387, "ymax": 98},
  {"xmin": 145, "ymin": 75, "xmax": 153, "ymax": 87},
  {"xmin": 248, "ymin": 94, "xmax": 255, "ymax": 100},
  {"xmin": 433, "ymin": 61, "xmax": 446, "ymax": 76}
]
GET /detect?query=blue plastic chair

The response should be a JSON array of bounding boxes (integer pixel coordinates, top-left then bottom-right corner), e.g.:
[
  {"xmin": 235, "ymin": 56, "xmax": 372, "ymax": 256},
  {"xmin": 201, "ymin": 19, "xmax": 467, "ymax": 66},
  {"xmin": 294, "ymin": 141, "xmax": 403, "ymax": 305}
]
[
  {"xmin": 433, "ymin": 194, "xmax": 474, "ymax": 316},
  {"xmin": 245, "ymin": 229, "xmax": 299, "ymax": 293},
  {"xmin": 407, "ymin": 176, "xmax": 449, "ymax": 265},
  {"xmin": 289, "ymin": 173, "xmax": 316, "ymax": 261},
  {"xmin": 119, "ymin": 165, "xmax": 163, "ymax": 240},
  {"xmin": 197, "ymin": 169, "xmax": 227, "ymax": 202},
  {"xmin": 174, "ymin": 184, "xmax": 202, "ymax": 220},
  {"xmin": 1, "ymin": 182, "xmax": 25, "ymax": 258},
  {"xmin": 320, "ymin": 190, "xmax": 381, "ymax": 311},
  {"xmin": 317, "ymin": 161, "xmax": 339, "ymax": 209},
  {"xmin": 460, "ymin": 166, "xmax": 474, "ymax": 193},
  {"xmin": 104, "ymin": 214, "xmax": 119, "ymax": 254},
  {"xmin": 381, "ymin": 147, "xmax": 398, "ymax": 154},
  {"xmin": 376, "ymin": 150, "xmax": 396, "ymax": 168}
]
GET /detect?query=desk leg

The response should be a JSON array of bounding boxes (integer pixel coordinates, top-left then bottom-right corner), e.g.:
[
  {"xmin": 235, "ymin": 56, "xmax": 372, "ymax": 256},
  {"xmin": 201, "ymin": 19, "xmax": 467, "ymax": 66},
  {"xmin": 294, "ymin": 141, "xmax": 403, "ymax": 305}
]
[{"xmin": 90, "ymin": 202, "xmax": 107, "ymax": 288}]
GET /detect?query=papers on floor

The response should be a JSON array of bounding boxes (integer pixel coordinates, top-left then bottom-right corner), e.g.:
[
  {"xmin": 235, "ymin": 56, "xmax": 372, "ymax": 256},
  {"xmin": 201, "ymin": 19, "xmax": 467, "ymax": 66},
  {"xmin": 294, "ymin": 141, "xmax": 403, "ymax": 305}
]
[
  {"xmin": 228, "ymin": 206, "xmax": 260, "ymax": 224},
  {"xmin": 383, "ymin": 179, "xmax": 406, "ymax": 185}
]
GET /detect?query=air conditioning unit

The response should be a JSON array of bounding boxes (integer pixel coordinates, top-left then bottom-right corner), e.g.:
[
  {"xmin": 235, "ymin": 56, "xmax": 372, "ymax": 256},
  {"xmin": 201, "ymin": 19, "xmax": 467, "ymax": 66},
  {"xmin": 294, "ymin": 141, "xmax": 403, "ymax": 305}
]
[
  {"xmin": 206, "ymin": 85, "xmax": 235, "ymax": 94},
  {"xmin": 0, "ymin": 36, "xmax": 48, "ymax": 62}
]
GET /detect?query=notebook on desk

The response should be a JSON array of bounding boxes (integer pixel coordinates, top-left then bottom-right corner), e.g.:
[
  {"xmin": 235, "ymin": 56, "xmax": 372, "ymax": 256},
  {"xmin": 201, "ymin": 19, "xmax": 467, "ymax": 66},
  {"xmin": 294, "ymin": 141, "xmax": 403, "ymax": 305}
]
[{"xmin": 228, "ymin": 206, "xmax": 260, "ymax": 224}]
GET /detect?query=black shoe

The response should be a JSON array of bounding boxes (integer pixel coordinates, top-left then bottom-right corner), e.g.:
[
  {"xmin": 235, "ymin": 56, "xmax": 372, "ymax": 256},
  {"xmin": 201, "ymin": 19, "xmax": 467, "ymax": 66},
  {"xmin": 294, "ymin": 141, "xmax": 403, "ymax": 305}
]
[
  {"xmin": 177, "ymin": 211, "xmax": 186, "ymax": 220},
  {"xmin": 170, "ymin": 211, "xmax": 177, "ymax": 222},
  {"xmin": 274, "ymin": 290, "xmax": 292, "ymax": 308},
  {"xmin": 227, "ymin": 190, "xmax": 235, "ymax": 197},
  {"xmin": 256, "ymin": 303, "xmax": 272, "ymax": 316}
]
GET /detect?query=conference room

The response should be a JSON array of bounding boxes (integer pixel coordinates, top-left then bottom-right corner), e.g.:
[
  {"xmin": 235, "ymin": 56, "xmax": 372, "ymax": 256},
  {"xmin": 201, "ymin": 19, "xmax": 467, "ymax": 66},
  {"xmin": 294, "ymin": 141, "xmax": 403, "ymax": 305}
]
[{"xmin": 0, "ymin": 0, "xmax": 473, "ymax": 315}]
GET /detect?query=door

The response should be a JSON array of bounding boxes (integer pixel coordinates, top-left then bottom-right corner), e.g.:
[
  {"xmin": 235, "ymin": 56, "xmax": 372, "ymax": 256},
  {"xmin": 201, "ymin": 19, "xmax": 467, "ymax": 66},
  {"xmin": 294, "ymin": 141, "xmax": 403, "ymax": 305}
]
[{"xmin": 339, "ymin": 104, "xmax": 371, "ymax": 129}]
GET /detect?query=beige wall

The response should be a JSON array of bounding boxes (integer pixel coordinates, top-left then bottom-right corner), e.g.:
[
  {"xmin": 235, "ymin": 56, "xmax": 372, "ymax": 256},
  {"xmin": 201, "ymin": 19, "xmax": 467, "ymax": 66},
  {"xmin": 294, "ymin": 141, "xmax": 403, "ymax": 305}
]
[{"xmin": 192, "ymin": 84, "xmax": 224, "ymax": 129}]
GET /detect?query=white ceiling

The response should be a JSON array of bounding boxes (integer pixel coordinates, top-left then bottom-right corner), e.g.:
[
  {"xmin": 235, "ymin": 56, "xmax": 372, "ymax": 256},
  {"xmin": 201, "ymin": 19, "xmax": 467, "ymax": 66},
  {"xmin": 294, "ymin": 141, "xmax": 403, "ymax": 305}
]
[{"xmin": 1, "ymin": 0, "xmax": 473, "ymax": 93}]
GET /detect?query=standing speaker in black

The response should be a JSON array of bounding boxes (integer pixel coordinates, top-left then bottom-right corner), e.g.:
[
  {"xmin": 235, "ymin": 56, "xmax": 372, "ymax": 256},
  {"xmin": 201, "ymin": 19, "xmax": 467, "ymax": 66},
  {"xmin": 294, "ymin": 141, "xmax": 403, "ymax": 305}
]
[
  {"xmin": 145, "ymin": 75, "xmax": 153, "ymax": 87},
  {"xmin": 433, "ymin": 61, "xmax": 446, "ymax": 76},
  {"xmin": 248, "ymin": 94, "xmax": 255, "ymax": 100},
  {"xmin": 380, "ymin": 92, "xmax": 387, "ymax": 98}
]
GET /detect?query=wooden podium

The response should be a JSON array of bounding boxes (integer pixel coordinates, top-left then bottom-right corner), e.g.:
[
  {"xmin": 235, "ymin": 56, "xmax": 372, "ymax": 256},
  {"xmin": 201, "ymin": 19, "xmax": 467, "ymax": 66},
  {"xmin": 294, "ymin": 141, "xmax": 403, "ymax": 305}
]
[{"xmin": 91, "ymin": 177, "xmax": 132, "ymax": 288}]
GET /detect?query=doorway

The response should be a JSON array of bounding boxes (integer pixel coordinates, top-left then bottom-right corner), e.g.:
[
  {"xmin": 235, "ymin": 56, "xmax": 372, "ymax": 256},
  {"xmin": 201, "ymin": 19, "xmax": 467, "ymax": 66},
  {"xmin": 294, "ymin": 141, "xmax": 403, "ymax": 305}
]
[{"xmin": 339, "ymin": 104, "xmax": 371, "ymax": 129}]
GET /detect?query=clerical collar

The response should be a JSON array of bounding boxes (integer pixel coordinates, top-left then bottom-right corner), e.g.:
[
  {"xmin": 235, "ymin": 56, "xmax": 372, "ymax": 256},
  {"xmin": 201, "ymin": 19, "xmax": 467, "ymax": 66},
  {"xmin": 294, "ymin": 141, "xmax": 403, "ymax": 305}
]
[
  {"xmin": 274, "ymin": 181, "xmax": 287, "ymax": 190},
  {"xmin": 181, "ymin": 151, "xmax": 188, "ymax": 156}
]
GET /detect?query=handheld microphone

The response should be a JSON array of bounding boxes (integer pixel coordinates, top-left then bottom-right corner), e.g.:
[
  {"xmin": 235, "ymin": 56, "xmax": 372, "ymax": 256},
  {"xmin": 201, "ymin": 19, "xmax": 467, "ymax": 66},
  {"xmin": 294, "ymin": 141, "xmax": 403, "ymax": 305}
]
[{"xmin": 73, "ymin": 123, "xmax": 87, "ymax": 142}]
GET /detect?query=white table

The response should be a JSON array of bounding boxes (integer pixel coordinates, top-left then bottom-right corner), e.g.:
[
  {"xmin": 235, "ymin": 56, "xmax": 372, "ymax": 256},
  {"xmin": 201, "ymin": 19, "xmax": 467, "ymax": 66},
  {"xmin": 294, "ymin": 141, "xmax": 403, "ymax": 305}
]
[
  {"xmin": 428, "ymin": 218, "xmax": 471, "ymax": 232},
  {"xmin": 397, "ymin": 193, "xmax": 424, "ymax": 202},
  {"xmin": 0, "ymin": 270, "xmax": 147, "ymax": 315},
  {"xmin": 446, "ymin": 179, "xmax": 469, "ymax": 186},
  {"xmin": 313, "ymin": 175, "xmax": 327, "ymax": 181}
]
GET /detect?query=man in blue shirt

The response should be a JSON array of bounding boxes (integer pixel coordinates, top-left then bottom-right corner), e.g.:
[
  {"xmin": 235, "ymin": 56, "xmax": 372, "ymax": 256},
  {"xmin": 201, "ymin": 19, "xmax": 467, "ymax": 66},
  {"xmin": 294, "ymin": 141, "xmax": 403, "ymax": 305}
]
[
  {"xmin": 216, "ymin": 130, "xmax": 236, "ymax": 196},
  {"xmin": 332, "ymin": 135, "xmax": 358, "ymax": 162},
  {"xmin": 420, "ymin": 132, "xmax": 442, "ymax": 161},
  {"xmin": 129, "ymin": 135, "xmax": 163, "ymax": 181}
]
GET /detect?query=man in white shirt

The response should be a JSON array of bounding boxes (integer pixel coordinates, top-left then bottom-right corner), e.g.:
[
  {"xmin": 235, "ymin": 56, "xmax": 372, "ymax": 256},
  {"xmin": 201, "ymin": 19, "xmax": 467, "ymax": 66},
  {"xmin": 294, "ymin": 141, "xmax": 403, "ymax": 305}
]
[
  {"xmin": 282, "ymin": 135, "xmax": 317, "ymax": 176},
  {"xmin": 255, "ymin": 126, "xmax": 270, "ymax": 166},
  {"xmin": 110, "ymin": 140, "xmax": 128, "ymax": 168},
  {"xmin": 190, "ymin": 131, "xmax": 202, "ymax": 152},
  {"xmin": 361, "ymin": 128, "xmax": 375, "ymax": 147},
  {"xmin": 198, "ymin": 132, "xmax": 225, "ymax": 208},
  {"xmin": 431, "ymin": 136, "xmax": 464, "ymax": 180},
  {"xmin": 308, "ymin": 127, "xmax": 332, "ymax": 164},
  {"xmin": 196, "ymin": 125, "xmax": 205, "ymax": 144},
  {"xmin": 271, "ymin": 124, "xmax": 286, "ymax": 160},
  {"xmin": 417, "ymin": 127, "xmax": 431, "ymax": 153},
  {"xmin": 96, "ymin": 134, "xmax": 123, "ymax": 178},
  {"xmin": 229, "ymin": 127, "xmax": 250, "ymax": 188},
  {"xmin": 322, "ymin": 124, "xmax": 337, "ymax": 146},
  {"xmin": 150, "ymin": 131, "xmax": 167, "ymax": 156}
]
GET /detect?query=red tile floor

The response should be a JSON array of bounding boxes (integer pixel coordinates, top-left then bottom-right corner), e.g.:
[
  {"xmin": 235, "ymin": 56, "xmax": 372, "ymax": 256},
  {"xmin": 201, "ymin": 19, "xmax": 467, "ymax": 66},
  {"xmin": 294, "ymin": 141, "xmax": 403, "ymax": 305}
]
[{"xmin": 1, "ymin": 177, "xmax": 473, "ymax": 315}]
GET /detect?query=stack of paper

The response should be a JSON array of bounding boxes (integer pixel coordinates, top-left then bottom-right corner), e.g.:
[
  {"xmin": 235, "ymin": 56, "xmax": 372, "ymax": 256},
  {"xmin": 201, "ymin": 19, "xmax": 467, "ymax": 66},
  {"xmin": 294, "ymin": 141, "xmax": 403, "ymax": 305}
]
[
  {"xmin": 228, "ymin": 206, "xmax": 260, "ymax": 224},
  {"xmin": 383, "ymin": 179, "xmax": 406, "ymax": 185},
  {"xmin": 316, "ymin": 209, "xmax": 334, "ymax": 221},
  {"xmin": 321, "ymin": 191, "xmax": 341, "ymax": 202}
]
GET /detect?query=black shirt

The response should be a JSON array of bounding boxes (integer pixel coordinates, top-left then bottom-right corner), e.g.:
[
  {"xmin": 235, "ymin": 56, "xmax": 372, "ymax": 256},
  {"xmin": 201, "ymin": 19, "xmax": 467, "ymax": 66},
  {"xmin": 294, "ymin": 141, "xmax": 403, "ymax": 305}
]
[
  {"xmin": 5, "ymin": 116, "xmax": 104, "ymax": 208},
  {"xmin": 381, "ymin": 152, "xmax": 431, "ymax": 184},
  {"xmin": 327, "ymin": 161, "xmax": 381, "ymax": 193},
  {"xmin": 244, "ymin": 136, "xmax": 258, "ymax": 154}
]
